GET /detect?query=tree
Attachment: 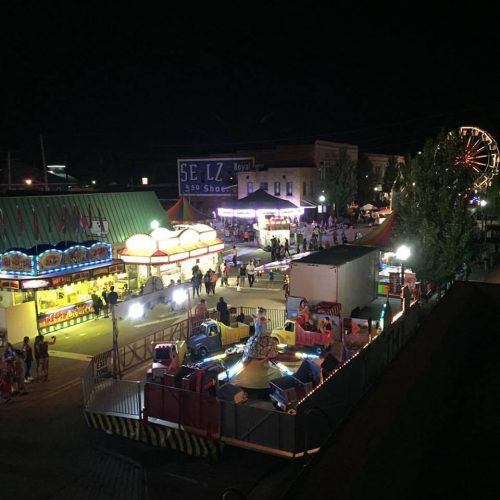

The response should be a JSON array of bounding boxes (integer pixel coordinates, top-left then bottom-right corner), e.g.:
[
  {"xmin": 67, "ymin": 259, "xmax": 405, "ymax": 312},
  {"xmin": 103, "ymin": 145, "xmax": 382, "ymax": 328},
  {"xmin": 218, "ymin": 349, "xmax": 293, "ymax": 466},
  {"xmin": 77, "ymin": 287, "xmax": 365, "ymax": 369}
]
[
  {"xmin": 382, "ymin": 156, "xmax": 400, "ymax": 196},
  {"xmin": 322, "ymin": 148, "xmax": 357, "ymax": 218},
  {"xmin": 394, "ymin": 131, "xmax": 479, "ymax": 288},
  {"xmin": 356, "ymin": 153, "xmax": 376, "ymax": 203}
]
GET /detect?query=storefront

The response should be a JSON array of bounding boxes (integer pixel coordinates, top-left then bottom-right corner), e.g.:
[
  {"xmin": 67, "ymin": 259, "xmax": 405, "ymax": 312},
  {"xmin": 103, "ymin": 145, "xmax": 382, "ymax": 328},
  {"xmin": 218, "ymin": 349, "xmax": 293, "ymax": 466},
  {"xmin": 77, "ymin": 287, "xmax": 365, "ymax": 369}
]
[
  {"xmin": 218, "ymin": 209, "xmax": 303, "ymax": 249},
  {"xmin": 118, "ymin": 224, "xmax": 224, "ymax": 285},
  {"xmin": 0, "ymin": 241, "xmax": 125, "ymax": 340}
]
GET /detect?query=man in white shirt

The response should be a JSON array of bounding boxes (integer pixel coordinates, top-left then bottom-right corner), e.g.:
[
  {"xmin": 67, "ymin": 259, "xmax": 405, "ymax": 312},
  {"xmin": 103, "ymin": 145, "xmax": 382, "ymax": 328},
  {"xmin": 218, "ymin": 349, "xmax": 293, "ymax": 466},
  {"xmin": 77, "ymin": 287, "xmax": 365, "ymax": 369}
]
[{"xmin": 246, "ymin": 260, "xmax": 255, "ymax": 287}]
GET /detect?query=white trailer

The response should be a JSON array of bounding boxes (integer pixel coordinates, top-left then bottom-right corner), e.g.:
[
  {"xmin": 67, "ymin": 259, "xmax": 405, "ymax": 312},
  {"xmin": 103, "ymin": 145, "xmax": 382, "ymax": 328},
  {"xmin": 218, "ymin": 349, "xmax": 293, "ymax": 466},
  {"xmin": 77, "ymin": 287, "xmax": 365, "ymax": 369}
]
[{"xmin": 289, "ymin": 245, "xmax": 379, "ymax": 318}]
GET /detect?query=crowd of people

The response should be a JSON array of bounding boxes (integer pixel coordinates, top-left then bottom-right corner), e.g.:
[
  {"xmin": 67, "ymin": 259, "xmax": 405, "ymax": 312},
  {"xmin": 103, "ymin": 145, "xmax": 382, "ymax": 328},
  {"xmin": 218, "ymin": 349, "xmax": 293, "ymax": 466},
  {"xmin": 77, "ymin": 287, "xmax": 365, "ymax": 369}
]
[{"xmin": 0, "ymin": 334, "xmax": 57, "ymax": 403}]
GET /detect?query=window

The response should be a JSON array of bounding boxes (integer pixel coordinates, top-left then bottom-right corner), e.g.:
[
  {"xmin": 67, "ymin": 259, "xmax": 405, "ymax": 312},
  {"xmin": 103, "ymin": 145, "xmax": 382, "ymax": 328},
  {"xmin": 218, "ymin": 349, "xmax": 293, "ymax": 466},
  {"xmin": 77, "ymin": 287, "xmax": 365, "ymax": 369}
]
[
  {"xmin": 286, "ymin": 182, "xmax": 293, "ymax": 196},
  {"xmin": 303, "ymin": 181, "xmax": 307, "ymax": 196},
  {"xmin": 247, "ymin": 182, "xmax": 253, "ymax": 194},
  {"xmin": 260, "ymin": 182, "xmax": 268, "ymax": 191},
  {"xmin": 310, "ymin": 181, "xmax": 314, "ymax": 196},
  {"xmin": 274, "ymin": 181, "xmax": 281, "ymax": 195}
]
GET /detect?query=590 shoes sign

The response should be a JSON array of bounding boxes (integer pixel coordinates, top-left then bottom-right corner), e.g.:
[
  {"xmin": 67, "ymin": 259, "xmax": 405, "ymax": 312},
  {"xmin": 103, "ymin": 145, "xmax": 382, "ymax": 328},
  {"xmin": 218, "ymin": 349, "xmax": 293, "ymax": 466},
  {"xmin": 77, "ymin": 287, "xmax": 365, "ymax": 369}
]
[{"xmin": 178, "ymin": 157, "xmax": 254, "ymax": 196}]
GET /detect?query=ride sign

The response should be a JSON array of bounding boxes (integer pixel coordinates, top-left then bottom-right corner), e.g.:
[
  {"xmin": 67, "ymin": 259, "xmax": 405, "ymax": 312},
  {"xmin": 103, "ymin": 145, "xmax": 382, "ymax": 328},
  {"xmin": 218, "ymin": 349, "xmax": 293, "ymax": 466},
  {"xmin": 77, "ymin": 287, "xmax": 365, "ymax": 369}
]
[{"xmin": 178, "ymin": 157, "xmax": 254, "ymax": 196}]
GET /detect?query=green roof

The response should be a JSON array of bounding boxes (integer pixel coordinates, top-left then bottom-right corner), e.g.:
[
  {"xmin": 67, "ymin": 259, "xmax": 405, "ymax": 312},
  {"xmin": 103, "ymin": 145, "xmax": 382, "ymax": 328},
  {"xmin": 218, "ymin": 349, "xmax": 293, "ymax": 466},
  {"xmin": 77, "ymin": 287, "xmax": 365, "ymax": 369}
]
[
  {"xmin": 0, "ymin": 191, "xmax": 173, "ymax": 252},
  {"xmin": 294, "ymin": 244, "xmax": 377, "ymax": 266}
]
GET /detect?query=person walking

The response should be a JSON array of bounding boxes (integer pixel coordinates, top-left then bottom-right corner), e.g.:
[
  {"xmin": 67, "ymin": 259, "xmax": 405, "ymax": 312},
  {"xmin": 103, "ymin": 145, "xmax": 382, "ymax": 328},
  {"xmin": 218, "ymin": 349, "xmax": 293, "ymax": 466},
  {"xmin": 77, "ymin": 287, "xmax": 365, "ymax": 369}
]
[
  {"xmin": 191, "ymin": 272, "xmax": 200, "ymax": 298},
  {"xmin": 239, "ymin": 263, "xmax": 247, "ymax": 288},
  {"xmin": 204, "ymin": 270, "xmax": 212, "ymax": 295},
  {"xmin": 36, "ymin": 335, "xmax": 56, "ymax": 382},
  {"xmin": 222, "ymin": 262, "xmax": 230, "ymax": 287},
  {"xmin": 101, "ymin": 288, "xmax": 109, "ymax": 317},
  {"xmin": 210, "ymin": 269, "xmax": 218, "ymax": 295},
  {"xmin": 91, "ymin": 292, "xmax": 102, "ymax": 319},
  {"xmin": 107, "ymin": 286, "xmax": 119, "ymax": 306},
  {"xmin": 22, "ymin": 336, "xmax": 34, "ymax": 383},
  {"xmin": 284, "ymin": 238, "xmax": 290, "ymax": 257},
  {"xmin": 12, "ymin": 350, "xmax": 28, "ymax": 395},
  {"xmin": 217, "ymin": 297, "xmax": 230, "ymax": 326},
  {"xmin": 232, "ymin": 246, "xmax": 238, "ymax": 267},
  {"xmin": 246, "ymin": 260, "xmax": 255, "ymax": 287},
  {"xmin": 194, "ymin": 298, "xmax": 208, "ymax": 319},
  {"xmin": 0, "ymin": 358, "xmax": 15, "ymax": 402}
]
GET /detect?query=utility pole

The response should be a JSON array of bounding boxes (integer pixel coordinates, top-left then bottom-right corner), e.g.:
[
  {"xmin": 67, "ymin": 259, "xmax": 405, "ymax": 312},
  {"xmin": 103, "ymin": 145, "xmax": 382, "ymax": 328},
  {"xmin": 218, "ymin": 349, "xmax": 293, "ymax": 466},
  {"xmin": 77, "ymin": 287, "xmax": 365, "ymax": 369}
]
[
  {"xmin": 40, "ymin": 134, "xmax": 48, "ymax": 191},
  {"xmin": 111, "ymin": 304, "xmax": 121, "ymax": 379}
]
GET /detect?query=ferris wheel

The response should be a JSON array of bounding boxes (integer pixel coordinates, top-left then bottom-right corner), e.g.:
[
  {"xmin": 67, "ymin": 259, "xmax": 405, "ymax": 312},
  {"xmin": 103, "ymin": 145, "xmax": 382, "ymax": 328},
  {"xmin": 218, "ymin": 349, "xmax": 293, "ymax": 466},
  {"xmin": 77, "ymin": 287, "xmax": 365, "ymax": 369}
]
[{"xmin": 458, "ymin": 126, "xmax": 499, "ymax": 190}]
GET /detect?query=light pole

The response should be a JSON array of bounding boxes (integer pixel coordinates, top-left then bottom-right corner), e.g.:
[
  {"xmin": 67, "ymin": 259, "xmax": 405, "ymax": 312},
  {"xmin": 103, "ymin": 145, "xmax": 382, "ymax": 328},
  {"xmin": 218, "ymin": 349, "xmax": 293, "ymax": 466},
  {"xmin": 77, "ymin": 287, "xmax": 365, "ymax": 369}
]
[
  {"xmin": 395, "ymin": 245, "xmax": 411, "ymax": 290},
  {"xmin": 480, "ymin": 199, "xmax": 487, "ymax": 241},
  {"xmin": 318, "ymin": 193, "xmax": 327, "ymax": 223},
  {"xmin": 111, "ymin": 304, "xmax": 121, "ymax": 379}
]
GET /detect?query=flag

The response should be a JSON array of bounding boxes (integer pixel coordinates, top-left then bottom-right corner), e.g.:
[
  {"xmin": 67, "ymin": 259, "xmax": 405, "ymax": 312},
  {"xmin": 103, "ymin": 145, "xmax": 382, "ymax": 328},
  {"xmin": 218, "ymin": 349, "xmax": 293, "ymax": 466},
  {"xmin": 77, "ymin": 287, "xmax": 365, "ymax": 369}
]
[
  {"xmin": 351, "ymin": 320, "xmax": 361, "ymax": 335},
  {"xmin": 0, "ymin": 208, "xmax": 6, "ymax": 239},
  {"xmin": 88, "ymin": 203, "xmax": 93, "ymax": 228},
  {"xmin": 58, "ymin": 206, "xmax": 66, "ymax": 234},
  {"xmin": 32, "ymin": 205, "xmax": 40, "ymax": 241},
  {"xmin": 97, "ymin": 207, "xmax": 104, "ymax": 233},
  {"xmin": 73, "ymin": 205, "xmax": 80, "ymax": 233},
  {"xmin": 47, "ymin": 205, "xmax": 52, "ymax": 233},
  {"xmin": 81, "ymin": 211, "xmax": 88, "ymax": 231},
  {"xmin": 16, "ymin": 205, "xmax": 24, "ymax": 234}
]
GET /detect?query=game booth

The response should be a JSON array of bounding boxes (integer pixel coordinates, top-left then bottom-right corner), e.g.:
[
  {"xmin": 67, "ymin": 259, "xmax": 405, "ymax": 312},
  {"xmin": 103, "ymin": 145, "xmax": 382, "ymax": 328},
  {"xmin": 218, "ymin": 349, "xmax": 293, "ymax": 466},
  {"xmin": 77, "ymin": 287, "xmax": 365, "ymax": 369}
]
[{"xmin": 217, "ymin": 189, "xmax": 304, "ymax": 249}]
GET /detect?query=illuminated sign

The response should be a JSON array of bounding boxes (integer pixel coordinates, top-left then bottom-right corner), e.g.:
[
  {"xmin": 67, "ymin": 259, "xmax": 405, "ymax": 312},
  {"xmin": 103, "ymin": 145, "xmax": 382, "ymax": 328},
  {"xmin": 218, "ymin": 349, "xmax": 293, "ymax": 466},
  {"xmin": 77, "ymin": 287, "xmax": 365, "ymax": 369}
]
[
  {"xmin": 71, "ymin": 271, "xmax": 89, "ymax": 282},
  {"xmin": 178, "ymin": 157, "xmax": 254, "ymax": 197},
  {"xmin": 51, "ymin": 276, "xmax": 72, "ymax": 287},
  {"xmin": 64, "ymin": 246, "xmax": 88, "ymax": 265},
  {"xmin": 37, "ymin": 301, "xmax": 94, "ymax": 329},
  {"xmin": 21, "ymin": 279, "xmax": 51, "ymax": 290},
  {"xmin": 89, "ymin": 242, "xmax": 112, "ymax": 261},
  {"xmin": 0, "ymin": 279, "xmax": 20, "ymax": 289},
  {"xmin": 108, "ymin": 263, "xmax": 125, "ymax": 274},
  {"xmin": 1, "ymin": 251, "xmax": 34, "ymax": 274},
  {"xmin": 91, "ymin": 267, "xmax": 110, "ymax": 278},
  {"xmin": 38, "ymin": 251, "xmax": 63, "ymax": 271}
]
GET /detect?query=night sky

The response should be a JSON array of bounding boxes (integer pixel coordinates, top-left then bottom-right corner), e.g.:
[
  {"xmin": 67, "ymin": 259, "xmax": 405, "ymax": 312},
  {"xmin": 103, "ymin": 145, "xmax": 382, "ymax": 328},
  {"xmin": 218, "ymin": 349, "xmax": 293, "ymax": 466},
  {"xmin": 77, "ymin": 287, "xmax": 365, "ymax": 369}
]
[{"xmin": 1, "ymin": 5, "xmax": 499, "ymax": 181}]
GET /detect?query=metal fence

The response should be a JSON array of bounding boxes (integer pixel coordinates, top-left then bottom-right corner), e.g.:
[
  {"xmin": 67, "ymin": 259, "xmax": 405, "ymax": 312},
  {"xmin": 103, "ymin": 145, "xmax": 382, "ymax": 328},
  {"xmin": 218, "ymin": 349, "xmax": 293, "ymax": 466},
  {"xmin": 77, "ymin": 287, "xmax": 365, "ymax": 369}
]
[
  {"xmin": 295, "ymin": 304, "xmax": 420, "ymax": 452},
  {"xmin": 219, "ymin": 304, "xmax": 421, "ymax": 456},
  {"xmin": 219, "ymin": 400, "xmax": 297, "ymax": 453}
]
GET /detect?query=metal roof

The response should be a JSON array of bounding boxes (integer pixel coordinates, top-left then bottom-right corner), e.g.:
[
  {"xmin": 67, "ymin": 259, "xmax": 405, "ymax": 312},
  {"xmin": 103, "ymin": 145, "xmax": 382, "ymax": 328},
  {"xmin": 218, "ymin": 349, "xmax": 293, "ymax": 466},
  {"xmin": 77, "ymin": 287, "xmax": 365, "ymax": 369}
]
[
  {"xmin": 293, "ymin": 244, "xmax": 377, "ymax": 266},
  {"xmin": 0, "ymin": 191, "xmax": 172, "ymax": 253}
]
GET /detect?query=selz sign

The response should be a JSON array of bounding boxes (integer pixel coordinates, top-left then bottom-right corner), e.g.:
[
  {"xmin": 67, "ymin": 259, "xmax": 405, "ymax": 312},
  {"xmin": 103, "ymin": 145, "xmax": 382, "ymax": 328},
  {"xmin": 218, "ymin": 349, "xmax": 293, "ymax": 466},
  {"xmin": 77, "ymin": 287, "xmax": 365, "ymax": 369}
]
[{"xmin": 178, "ymin": 157, "xmax": 254, "ymax": 196}]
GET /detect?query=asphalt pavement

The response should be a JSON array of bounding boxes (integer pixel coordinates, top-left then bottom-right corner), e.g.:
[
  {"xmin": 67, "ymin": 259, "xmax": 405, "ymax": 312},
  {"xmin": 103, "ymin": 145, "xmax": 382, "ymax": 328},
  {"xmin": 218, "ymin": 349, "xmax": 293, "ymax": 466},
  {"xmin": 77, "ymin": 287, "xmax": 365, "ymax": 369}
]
[{"xmin": 1, "ymin": 242, "xmax": 498, "ymax": 500}]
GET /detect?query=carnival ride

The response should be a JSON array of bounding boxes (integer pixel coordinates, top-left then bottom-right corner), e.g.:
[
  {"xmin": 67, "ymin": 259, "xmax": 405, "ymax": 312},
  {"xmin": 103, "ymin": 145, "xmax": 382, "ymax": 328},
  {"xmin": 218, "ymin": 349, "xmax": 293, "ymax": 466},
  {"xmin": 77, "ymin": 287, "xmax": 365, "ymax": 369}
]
[{"xmin": 458, "ymin": 126, "xmax": 499, "ymax": 191}]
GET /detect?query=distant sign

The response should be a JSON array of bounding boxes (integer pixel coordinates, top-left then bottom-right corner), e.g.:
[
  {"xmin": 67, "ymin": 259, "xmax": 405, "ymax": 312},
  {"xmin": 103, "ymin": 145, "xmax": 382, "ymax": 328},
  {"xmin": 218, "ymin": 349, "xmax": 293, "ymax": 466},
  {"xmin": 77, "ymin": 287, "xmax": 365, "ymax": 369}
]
[{"xmin": 178, "ymin": 157, "xmax": 254, "ymax": 196}]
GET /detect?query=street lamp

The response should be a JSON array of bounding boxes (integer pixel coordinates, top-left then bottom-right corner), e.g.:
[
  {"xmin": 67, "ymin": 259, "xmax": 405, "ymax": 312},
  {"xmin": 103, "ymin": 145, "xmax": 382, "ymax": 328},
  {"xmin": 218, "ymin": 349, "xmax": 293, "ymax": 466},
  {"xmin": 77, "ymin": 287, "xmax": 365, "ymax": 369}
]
[
  {"xmin": 318, "ymin": 193, "xmax": 327, "ymax": 222},
  {"xmin": 395, "ymin": 245, "xmax": 411, "ymax": 289}
]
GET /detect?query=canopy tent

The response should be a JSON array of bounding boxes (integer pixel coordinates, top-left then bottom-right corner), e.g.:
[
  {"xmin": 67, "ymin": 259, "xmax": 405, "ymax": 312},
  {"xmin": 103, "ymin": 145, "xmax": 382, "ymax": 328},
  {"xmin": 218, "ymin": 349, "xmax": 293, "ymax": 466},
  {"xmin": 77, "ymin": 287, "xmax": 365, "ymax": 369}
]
[
  {"xmin": 235, "ymin": 189, "xmax": 298, "ymax": 210},
  {"xmin": 352, "ymin": 211, "xmax": 397, "ymax": 250},
  {"xmin": 166, "ymin": 195, "xmax": 211, "ymax": 224},
  {"xmin": 360, "ymin": 203, "xmax": 378, "ymax": 211}
]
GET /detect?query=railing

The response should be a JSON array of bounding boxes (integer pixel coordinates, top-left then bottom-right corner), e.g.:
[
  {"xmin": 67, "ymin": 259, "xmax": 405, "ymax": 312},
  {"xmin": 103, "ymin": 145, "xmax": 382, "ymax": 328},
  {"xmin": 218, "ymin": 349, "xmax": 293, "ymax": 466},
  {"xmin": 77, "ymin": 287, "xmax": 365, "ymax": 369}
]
[
  {"xmin": 116, "ymin": 318, "xmax": 190, "ymax": 372},
  {"xmin": 219, "ymin": 400, "xmax": 296, "ymax": 453},
  {"xmin": 295, "ymin": 303, "xmax": 420, "ymax": 451},
  {"xmin": 237, "ymin": 307, "xmax": 286, "ymax": 332}
]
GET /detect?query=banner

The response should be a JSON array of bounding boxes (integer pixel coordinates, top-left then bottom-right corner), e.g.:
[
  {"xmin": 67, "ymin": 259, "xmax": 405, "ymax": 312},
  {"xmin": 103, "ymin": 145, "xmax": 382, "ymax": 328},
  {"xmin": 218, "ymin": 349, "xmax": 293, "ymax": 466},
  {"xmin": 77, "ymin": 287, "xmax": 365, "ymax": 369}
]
[{"xmin": 178, "ymin": 157, "xmax": 254, "ymax": 196}]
